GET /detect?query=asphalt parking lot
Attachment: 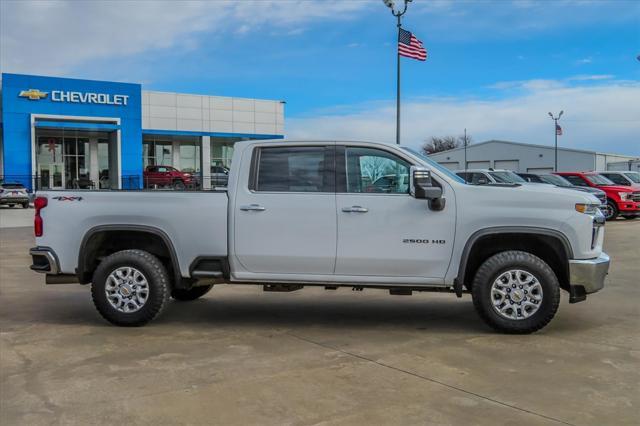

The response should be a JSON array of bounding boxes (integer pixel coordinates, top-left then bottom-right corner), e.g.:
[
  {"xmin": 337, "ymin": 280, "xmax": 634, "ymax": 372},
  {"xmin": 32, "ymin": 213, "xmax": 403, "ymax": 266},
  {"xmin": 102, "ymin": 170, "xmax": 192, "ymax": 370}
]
[{"xmin": 1, "ymin": 216, "xmax": 639, "ymax": 425}]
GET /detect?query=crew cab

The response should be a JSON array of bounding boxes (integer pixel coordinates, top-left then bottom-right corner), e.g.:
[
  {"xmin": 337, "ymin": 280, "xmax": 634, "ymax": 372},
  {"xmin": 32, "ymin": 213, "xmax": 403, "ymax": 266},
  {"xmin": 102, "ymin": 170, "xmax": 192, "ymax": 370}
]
[
  {"xmin": 555, "ymin": 172, "xmax": 640, "ymax": 220},
  {"xmin": 143, "ymin": 165, "xmax": 194, "ymax": 190},
  {"xmin": 29, "ymin": 140, "xmax": 610, "ymax": 333}
]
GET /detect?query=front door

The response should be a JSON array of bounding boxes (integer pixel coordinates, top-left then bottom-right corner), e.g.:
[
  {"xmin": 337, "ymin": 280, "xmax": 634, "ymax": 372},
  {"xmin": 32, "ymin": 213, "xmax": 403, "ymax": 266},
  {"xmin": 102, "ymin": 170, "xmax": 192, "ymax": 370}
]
[
  {"xmin": 335, "ymin": 146, "xmax": 455, "ymax": 281},
  {"xmin": 233, "ymin": 145, "xmax": 337, "ymax": 275},
  {"xmin": 38, "ymin": 163, "xmax": 64, "ymax": 190}
]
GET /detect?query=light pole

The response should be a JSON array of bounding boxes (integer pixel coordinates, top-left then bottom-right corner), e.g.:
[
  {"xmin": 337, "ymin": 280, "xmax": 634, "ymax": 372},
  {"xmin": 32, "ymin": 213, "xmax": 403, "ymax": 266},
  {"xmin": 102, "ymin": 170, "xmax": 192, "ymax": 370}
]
[
  {"xmin": 548, "ymin": 110, "xmax": 563, "ymax": 171},
  {"xmin": 382, "ymin": 0, "xmax": 413, "ymax": 145}
]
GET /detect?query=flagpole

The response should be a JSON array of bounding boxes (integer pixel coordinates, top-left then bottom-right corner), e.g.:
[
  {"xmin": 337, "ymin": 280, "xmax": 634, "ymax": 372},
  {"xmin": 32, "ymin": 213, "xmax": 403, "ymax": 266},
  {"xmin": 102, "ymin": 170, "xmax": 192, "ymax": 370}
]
[
  {"xmin": 554, "ymin": 118, "xmax": 558, "ymax": 172},
  {"xmin": 383, "ymin": 0, "xmax": 411, "ymax": 145},
  {"xmin": 396, "ymin": 14, "xmax": 401, "ymax": 145},
  {"xmin": 548, "ymin": 110, "xmax": 564, "ymax": 172}
]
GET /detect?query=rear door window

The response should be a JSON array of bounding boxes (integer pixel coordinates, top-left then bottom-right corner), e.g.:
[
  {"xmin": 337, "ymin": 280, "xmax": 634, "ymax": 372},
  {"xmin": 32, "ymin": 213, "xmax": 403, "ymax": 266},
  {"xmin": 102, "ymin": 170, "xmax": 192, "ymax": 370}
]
[{"xmin": 254, "ymin": 146, "xmax": 334, "ymax": 193}]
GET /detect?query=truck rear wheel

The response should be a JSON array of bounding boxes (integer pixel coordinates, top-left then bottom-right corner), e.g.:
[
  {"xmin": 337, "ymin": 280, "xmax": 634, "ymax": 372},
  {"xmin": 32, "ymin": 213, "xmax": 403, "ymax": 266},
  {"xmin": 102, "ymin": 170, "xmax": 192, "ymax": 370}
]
[
  {"xmin": 91, "ymin": 249, "xmax": 170, "ymax": 326},
  {"xmin": 471, "ymin": 250, "xmax": 560, "ymax": 334},
  {"xmin": 171, "ymin": 284, "xmax": 213, "ymax": 301}
]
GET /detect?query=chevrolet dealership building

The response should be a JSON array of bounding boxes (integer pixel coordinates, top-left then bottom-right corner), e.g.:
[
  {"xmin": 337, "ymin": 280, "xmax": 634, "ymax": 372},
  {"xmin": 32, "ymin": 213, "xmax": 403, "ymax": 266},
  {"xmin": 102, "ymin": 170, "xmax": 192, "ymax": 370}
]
[{"xmin": 0, "ymin": 73, "xmax": 284, "ymax": 190}]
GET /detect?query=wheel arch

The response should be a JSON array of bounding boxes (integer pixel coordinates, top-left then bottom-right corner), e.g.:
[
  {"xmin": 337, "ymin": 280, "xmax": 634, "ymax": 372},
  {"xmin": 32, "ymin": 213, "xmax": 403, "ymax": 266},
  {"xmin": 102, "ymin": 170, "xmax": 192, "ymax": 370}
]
[
  {"xmin": 77, "ymin": 225, "xmax": 182, "ymax": 285},
  {"xmin": 456, "ymin": 227, "xmax": 573, "ymax": 294}
]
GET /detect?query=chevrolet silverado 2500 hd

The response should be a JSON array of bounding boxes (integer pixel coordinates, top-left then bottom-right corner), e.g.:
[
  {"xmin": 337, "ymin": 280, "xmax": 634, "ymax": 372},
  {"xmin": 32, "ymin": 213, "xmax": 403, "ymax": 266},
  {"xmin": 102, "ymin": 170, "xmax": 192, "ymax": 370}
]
[{"xmin": 29, "ymin": 140, "xmax": 610, "ymax": 333}]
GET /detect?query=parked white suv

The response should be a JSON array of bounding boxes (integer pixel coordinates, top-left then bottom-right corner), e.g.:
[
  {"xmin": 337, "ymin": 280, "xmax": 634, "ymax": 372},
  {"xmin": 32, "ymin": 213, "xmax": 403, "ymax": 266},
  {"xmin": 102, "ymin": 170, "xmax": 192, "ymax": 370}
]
[
  {"xmin": 455, "ymin": 169, "xmax": 530, "ymax": 185},
  {"xmin": 29, "ymin": 140, "xmax": 609, "ymax": 333}
]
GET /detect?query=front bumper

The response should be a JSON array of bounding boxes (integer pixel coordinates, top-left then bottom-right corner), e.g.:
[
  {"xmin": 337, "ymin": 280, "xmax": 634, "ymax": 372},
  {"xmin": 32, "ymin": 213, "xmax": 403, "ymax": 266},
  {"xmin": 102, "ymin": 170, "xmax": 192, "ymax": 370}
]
[
  {"xmin": 568, "ymin": 252, "xmax": 610, "ymax": 302},
  {"xmin": 617, "ymin": 201, "xmax": 640, "ymax": 213}
]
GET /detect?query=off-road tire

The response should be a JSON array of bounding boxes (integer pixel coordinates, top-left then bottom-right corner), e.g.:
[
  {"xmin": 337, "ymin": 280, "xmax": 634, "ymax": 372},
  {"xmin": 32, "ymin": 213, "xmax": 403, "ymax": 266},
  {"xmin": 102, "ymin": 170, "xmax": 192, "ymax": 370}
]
[
  {"xmin": 91, "ymin": 249, "xmax": 170, "ymax": 326},
  {"xmin": 472, "ymin": 250, "xmax": 560, "ymax": 334},
  {"xmin": 604, "ymin": 200, "xmax": 618, "ymax": 221},
  {"xmin": 171, "ymin": 284, "xmax": 214, "ymax": 301}
]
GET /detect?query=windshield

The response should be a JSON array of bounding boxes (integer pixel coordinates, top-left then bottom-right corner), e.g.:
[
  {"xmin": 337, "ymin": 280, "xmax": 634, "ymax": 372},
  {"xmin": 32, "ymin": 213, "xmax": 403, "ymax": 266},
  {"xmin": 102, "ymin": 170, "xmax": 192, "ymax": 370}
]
[
  {"xmin": 585, "ymin": 174, "xmax": 615, "ymax": 186},
  {"xmin": 489, "ymin": 171, "xmax": 526, "ymax": 183},
  {"xmin": 623, "ymin": 172, "xmax": 640, "ymax": 183},
  {"xmin": 540, "ymin": 174, "xmax": 572, "ymax": 186},
  {"xmin": 400, "ymin": 147, "xmax": 465, "ymax": 183}
]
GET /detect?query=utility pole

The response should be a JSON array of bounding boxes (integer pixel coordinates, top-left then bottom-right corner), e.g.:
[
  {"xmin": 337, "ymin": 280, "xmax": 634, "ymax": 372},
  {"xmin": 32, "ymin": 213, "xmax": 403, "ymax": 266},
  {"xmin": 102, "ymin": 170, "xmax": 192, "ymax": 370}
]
[{"xmin": 548, "ymin": 111, "xmax": 564, "ymax": 171}]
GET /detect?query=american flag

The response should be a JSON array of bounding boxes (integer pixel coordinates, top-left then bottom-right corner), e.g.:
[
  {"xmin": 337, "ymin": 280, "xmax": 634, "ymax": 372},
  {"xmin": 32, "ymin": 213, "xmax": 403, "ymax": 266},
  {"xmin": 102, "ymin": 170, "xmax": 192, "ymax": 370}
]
[
  {"xmin": 398, "ymin": 28, "xmax": 427, "ymax": 61},
  {"xmin": 556, "ymin": 124, "xmax": 563, "ymax": 136}
]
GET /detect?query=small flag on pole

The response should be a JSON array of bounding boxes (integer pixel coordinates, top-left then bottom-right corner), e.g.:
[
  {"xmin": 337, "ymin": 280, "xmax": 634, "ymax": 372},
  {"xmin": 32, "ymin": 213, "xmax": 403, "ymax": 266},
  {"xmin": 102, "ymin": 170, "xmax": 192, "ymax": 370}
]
[
  {"xmin": 398, "ymin": 28, "xmax": 427, "ymax": 61},
  {"xmin": 556, "ymin": 124, "xmax": 563, "ymax": 136}
]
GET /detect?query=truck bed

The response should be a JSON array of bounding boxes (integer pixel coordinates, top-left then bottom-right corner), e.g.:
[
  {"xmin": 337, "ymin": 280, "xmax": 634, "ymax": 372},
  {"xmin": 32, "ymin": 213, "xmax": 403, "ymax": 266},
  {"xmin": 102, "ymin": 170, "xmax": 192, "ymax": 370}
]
[{"xmin": 35, "ymin": 190, "xmax": 229, "ymax": 277}]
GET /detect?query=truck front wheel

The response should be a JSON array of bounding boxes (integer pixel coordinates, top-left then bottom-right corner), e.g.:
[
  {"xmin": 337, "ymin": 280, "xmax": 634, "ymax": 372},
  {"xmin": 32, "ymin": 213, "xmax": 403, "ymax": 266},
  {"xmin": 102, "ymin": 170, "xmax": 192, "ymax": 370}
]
[
  {"xmin": 91, "ymin": 249, "xmax": 170, "ymax": 326},
  {"xmin": 603, "ymin": 200, "xmax": 618, "ymax": 221},
  {"xmin": 471, "ymin": 250, "xmax": 560, "ymax": 334},
  {"xmin": 171, "ymin": 285, "xmax": 213, "ymax": 301}
]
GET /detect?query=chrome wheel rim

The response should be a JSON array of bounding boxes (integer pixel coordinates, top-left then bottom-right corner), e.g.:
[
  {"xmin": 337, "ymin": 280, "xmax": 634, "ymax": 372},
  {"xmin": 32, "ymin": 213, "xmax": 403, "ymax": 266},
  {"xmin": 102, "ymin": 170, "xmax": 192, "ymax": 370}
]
[
  {"xmin": 105, "ymin": 267, "xmax": 149, "ymax": 313},
  {"xmin": 603, "ymin": 204, "xmax": 614, "ymax": 219},
  {"xmin": 491, "ymin": 269, "xmax": 543, "ymax": 320}
]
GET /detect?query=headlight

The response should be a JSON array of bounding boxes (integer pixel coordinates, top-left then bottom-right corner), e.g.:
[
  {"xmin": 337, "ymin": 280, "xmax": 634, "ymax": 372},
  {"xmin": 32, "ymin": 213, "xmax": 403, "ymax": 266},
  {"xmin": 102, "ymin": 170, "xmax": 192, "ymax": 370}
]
[
  {"xmin": 619, "ymin": 192, "xmax": 632, "ymax": 201},
  {"xmin": 575, "ymin": 203, "xmax": 601, "ymax": 215}
]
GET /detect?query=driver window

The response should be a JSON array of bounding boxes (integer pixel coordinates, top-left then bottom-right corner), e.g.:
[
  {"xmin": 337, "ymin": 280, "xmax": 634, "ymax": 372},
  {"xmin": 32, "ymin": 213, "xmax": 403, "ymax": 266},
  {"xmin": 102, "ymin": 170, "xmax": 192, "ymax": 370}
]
[{"xmin": 345, "ymin": 147, "xmax": 410, "ymax": 194}]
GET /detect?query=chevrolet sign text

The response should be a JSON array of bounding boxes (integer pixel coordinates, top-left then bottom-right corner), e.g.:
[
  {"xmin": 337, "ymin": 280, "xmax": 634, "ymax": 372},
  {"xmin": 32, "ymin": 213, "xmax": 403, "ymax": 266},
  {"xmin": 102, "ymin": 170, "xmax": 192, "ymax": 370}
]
[{"xmin": 51, "ymin": 91, "xmax": 129, "ymax": 106}]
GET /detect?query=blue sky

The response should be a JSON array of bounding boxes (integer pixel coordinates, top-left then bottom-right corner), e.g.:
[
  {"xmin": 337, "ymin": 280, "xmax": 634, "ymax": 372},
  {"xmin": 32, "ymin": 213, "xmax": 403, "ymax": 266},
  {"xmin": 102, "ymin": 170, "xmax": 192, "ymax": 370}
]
[{"xmin": 2, "ymin": 0, "xmax": 639, "ymax": 155}]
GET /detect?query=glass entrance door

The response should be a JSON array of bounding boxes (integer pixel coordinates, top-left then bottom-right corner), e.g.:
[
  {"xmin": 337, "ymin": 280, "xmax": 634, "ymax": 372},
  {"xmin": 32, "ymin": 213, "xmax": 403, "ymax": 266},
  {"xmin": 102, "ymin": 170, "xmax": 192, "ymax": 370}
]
[{"xmin": 38, "ymin": 163, "xmax": 64, "ymax": 189}]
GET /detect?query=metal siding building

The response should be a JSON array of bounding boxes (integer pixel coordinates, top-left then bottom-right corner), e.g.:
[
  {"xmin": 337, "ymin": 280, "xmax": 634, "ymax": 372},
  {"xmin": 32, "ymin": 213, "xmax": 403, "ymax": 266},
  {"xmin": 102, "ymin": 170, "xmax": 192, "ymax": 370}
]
[
  {"xmin": 0, "ymin": 73, "xmax": 284, "ymax": 190},
  {"xmin": 428, "ymin": 140, "xmax": 638, "ymax": 173}
]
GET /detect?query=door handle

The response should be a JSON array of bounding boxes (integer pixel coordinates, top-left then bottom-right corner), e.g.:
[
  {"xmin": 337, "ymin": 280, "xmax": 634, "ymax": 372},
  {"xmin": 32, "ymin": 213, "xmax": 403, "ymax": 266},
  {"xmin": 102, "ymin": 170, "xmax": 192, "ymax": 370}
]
[
  {"xmin": 342, "ymin": 206, "xmax": 368, "ymax": 213},
  {"xmin": 240, "ymin": 204, "xmax": 266, "ymax": 212}
]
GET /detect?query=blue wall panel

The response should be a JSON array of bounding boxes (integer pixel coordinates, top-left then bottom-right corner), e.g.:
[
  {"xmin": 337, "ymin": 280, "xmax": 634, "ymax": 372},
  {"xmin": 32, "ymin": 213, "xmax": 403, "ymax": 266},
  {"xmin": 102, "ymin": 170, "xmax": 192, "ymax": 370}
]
[{"xmin": 1, "ymin": 73, "xmax": 142, "ymax": 188}]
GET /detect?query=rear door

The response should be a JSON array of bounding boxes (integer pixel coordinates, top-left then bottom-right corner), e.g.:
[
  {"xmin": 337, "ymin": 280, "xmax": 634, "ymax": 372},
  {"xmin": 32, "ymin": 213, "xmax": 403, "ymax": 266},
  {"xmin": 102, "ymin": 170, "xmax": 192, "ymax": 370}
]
[
  {"xmin": 334, "ymin": 145, "xmax": 455, "ymax": 281},
  {"xmin": 233, "ymin": 144, "xmax": 337, "ymax": 275}
]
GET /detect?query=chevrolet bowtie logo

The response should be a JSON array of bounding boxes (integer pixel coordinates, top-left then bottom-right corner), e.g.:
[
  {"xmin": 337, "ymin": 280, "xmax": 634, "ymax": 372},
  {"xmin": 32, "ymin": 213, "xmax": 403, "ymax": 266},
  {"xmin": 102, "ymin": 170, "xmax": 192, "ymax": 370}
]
[{"xmin": 19, "ymin": 89, "xmax": 48, "ymax": 100}]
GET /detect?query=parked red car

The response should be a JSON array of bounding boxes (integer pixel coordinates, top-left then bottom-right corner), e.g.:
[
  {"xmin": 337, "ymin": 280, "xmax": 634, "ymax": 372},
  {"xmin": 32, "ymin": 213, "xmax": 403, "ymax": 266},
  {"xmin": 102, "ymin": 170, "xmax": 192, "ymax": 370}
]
[
  {"xmin": 143, "ymin": 166, "xmax": 193, "ymax": 190},
  {"xmin": 555, "ymin": 172, "xmax": 640, "ymax": 220}
]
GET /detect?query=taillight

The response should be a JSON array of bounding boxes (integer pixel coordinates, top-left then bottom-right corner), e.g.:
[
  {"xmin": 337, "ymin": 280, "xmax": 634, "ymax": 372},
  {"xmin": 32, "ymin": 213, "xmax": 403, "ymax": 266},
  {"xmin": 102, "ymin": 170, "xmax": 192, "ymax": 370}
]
[{"xmin": 34, "ymin": 196, "xmax": 47, "ymax": 237}]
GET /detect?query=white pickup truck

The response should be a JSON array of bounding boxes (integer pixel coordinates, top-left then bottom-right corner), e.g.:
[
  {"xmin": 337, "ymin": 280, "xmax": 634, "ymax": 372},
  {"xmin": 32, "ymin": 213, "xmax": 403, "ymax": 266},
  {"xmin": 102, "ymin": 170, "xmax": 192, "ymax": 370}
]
[{"xmin": 30, "ymin": 140, "xmax": 610, "ymax": 333}]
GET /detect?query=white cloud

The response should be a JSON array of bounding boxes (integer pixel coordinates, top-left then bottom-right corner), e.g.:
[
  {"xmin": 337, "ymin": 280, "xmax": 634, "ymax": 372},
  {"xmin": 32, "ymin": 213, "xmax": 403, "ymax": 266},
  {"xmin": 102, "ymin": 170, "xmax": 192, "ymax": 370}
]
[
  {"xmin": 287, "ymin": 81, "xmax": 640, "ymax": 156},
  {"xmin": 0, "ymin": 0, "xmax": 368, "ymax": 75},
  {"xmin": 568, "ymin": 74, "xmax": 614, "ymax": 81}
]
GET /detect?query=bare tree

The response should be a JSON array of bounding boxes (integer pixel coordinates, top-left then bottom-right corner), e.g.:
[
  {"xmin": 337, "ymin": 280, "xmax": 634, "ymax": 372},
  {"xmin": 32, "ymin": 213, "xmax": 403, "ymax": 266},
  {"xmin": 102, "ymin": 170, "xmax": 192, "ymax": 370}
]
[{"xmin": 421, "ymin": 134, "xmax": 472, "ymax": 155}]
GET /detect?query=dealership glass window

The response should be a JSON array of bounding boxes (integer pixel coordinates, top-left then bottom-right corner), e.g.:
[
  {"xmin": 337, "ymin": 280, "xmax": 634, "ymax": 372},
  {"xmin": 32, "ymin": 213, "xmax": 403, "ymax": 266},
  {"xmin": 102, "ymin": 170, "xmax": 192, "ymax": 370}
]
[
  {"xmin": 211, "ymin": 137, "xmax": 242, "ymax": 170},
  {"xmin": 36, "ymin": 135, "xmax": 64, "ymax": 189},
  {"xmin": 63, "ymin": 134, "xmax": 90, "ymax": 188},
  {"xmin": 179, "ymin": 142, "xmax": 201, "ymax": 173},
  {"xmin": 143, "ymin": 137, "xmax": 173, "ymax": 168},
  {"xmin": 98, "ymin": 139, "xmax": 111, "ymax": 188},
  {"xmin": 345, "ymin": 147, "xmax": 410, "ymax": 194}
]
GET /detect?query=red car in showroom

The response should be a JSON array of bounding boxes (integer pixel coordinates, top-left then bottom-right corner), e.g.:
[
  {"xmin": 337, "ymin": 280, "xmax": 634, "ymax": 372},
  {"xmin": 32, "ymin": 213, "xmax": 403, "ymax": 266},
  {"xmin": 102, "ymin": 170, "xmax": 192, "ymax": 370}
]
[
  {"xmin": 143, "ymin": 166, "xmax": 194, "ymax": 190},
  {"xmin": 555, "ymin": 172, "xmax": 640, "ymax": 220}
]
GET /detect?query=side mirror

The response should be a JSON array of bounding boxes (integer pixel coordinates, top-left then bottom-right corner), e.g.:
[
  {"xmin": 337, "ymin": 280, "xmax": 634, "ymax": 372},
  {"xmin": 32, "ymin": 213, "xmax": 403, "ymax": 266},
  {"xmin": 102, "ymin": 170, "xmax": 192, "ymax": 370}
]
[
  {"xmin": 477, "ymin": 177, "xmax": 489, "ymax": 185},
  {"xmin": 410, "ymin": 166, "xmax": 445, "ymax": 211}
]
